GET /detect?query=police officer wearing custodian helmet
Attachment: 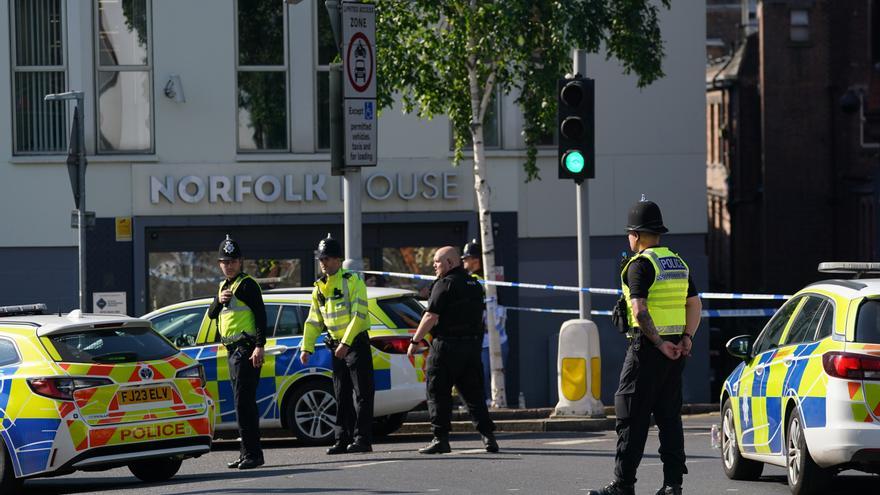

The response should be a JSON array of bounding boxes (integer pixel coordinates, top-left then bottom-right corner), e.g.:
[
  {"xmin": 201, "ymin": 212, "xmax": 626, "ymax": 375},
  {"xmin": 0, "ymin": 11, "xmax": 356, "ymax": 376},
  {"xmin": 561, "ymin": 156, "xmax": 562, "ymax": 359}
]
[
  {"xmin": 589, "ymin": 199, "xmax": 701, "ymax": 495},
  {"xmin": 300, "ymin": 234, "xmax": 374, "ymax": 454},
  {"xmin": 208, "ymin": 235, "xmax": 267, "ymax": 470}
]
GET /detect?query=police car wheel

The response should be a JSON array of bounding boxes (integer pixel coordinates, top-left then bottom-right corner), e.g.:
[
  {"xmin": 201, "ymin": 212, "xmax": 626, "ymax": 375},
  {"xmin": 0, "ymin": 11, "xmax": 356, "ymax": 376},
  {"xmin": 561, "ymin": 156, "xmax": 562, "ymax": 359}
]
[
  {"xmin": 285, "ymin": 380, "xmax": 337, "ymax": 446},
  {"xmin": 786, "ymin": 409, "xmax": 832, "ymax": 495},
  {"xmin": 0, "ymin": 442, "xmax": 22, "ymax": 493},
  {"xmin": 128, "ymin": 456, "xmax": 183, "ymax": 483},
  {"xmin": 373, "ymin": 412, "xmax": 407, "ymax": 437},
  {"xmin": 720, "ymin": 398, "xmax": 763, "ymax": 480}
]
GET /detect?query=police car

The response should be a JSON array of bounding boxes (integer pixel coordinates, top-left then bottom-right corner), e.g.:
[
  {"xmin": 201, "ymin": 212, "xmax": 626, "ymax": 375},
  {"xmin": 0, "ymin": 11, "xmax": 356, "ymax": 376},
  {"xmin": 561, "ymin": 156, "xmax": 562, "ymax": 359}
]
[
  {"xmin": 144, "ymin": 287, "xmax": 428, "ymax": 445},
  {"xmin": 720, "ymin": 263, "xmax": 880, "ymax": 495},
  {"xmin": 0, "ymin": 305, "xmax": 214, "ymax": 491}
]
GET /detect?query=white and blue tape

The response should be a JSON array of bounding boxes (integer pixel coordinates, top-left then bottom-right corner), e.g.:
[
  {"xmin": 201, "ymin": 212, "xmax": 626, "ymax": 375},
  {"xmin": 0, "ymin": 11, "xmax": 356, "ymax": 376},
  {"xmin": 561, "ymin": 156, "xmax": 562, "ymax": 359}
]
[{"xmin": 504, "ymin": 306, "xmax": 777, "ymax": 318}]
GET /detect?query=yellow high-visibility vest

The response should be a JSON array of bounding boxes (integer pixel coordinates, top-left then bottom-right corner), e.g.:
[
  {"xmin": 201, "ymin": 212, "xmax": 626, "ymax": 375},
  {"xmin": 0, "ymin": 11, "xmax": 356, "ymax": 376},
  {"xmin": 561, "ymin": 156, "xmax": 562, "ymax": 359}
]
[
  {"xmin": 218, "ymin": 274, "xmax": 258, "ymax": 341},
  {"xmin": 302, "ymin": 269, "xmax": 370, "ymax": 353},
  {"xmin": 621, "ymin": 247, "xmax": 689, "ymax": 335}
]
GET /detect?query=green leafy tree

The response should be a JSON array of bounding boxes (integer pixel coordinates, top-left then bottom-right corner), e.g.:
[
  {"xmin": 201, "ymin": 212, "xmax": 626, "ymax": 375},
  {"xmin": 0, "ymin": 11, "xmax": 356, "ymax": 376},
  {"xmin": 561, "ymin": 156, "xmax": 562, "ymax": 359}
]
[{"xmin": 373, "ymin": 0, "xmax": 670, "ymax": 407}]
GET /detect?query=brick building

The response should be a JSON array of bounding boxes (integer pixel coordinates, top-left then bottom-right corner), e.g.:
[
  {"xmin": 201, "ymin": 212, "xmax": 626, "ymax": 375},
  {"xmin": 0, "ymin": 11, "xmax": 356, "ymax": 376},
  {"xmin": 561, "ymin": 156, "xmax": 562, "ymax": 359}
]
[{"xmin": 707, "ymin": 0, "xmax": 880, "ymax": 296}]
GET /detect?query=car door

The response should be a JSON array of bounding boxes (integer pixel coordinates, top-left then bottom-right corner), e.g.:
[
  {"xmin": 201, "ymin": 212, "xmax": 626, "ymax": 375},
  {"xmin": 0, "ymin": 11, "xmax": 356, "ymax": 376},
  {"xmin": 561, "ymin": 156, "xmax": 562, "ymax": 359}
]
[{"xmin": 735, "ymin": 296, "xmax": 800, "ymax": 454}]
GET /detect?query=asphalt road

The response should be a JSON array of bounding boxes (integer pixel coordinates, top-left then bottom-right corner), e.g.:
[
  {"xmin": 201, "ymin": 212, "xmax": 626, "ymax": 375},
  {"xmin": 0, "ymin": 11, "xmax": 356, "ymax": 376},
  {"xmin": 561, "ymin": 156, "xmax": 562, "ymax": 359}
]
[{"xmin": 20, "ymin": 413, "xmax": 879, "ymax": 495}]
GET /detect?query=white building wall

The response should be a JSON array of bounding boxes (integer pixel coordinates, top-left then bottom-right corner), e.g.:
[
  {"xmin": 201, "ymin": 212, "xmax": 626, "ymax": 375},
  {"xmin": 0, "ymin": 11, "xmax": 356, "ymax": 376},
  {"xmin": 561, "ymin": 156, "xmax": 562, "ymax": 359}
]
[{"xmin": 0, "ymin": 0, "xmax": 705, "ymax": 247}]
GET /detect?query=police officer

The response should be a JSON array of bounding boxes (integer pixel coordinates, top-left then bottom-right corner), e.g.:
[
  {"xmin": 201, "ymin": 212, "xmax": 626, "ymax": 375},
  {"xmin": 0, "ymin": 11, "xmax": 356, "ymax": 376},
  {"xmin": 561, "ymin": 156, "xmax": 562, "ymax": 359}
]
[
  {"xmin": 299, "ymin": 234, "xmax": 374, "ymax": 454},
  {"xmin": 588, "ymin": 200, "xmax": 701, "ymax": 495},
  {"xmin": 407, "ymin": 246, "xmax": 498, "ymax": 454},
  {"xmin": 208, "ymin": 235, "xmax": 266, "ymax": 470},
  {"xmin": 461, "ymin": 239, "xmax": 509, "ymax": 405}
]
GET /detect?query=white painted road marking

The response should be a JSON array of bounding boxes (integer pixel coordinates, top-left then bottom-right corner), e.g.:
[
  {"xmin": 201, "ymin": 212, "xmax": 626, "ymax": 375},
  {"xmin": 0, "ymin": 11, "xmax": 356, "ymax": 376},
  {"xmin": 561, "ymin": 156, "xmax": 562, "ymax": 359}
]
[
  {"xmin": 341, "ymin": 460, "xmax": 402, "ymax": 469},
  {"xmin": 544, "ymin": 438, "xmax": 613, "ymax": 446}
]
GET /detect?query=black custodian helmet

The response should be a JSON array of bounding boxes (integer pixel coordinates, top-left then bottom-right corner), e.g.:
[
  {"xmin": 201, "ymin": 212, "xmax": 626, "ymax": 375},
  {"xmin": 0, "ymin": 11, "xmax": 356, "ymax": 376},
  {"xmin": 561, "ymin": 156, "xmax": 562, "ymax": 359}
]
[
  {"xmin": 218, "ymin": 234, "xmax": 242, "ymax": 260},
  {"xmin": 462, "ymin": 239, "xmax": 481, "ymax": 259},
  {"xmin": 625, "ymin": 199, "xmax": 668, "ymax": 234},
  {"xmin": 316, "ymin": 233, "xmax": 343, "ymax": 259}
]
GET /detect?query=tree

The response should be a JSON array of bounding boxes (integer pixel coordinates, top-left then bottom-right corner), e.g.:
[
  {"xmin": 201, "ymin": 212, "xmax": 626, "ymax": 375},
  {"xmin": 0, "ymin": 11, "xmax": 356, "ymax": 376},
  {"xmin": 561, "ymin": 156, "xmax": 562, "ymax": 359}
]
[{"xmin": 373, "ymin": 0, "xmax": 670, "ymax": 407}]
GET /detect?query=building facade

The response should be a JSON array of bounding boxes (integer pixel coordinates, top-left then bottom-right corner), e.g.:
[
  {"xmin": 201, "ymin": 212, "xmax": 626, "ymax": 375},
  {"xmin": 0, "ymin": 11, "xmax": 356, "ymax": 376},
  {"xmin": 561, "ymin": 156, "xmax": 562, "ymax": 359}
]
[{"xmin": 1, "ymin": 0, "xmax": 707, "ymax": 406}]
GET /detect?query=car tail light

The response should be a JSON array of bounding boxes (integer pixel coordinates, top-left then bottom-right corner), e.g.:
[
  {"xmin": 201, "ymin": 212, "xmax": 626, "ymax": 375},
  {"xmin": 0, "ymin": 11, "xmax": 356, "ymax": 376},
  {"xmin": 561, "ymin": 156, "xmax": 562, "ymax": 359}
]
[
  {"xmin": 176, "ymin": 364, "xmax": 206, "ymax": 387},
  {"xmin": 27, "ymin": 377, "xmax": 112, "ymax": 400},
  {"xmin": 370, "ymin": 336, "xmax": 427, "ymax": 354},
  {"xmin": 822, "ymin": 352, "xmax": 880, "ymax": 380}
]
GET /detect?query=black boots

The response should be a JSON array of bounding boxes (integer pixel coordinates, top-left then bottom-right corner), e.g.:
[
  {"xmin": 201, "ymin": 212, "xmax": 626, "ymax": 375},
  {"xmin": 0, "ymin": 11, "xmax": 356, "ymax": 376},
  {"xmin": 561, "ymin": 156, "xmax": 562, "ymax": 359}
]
[
  {"xmin": 418, "ymin": 437, "xmax": 452, "ymax": 454},
  {"xmin": 586, "ymin": 480, "xmax": 635, "ymax": 495},
  {"xmin": 655, "ymin": 485, "xmax": 682, "ymax": 495},
  {"xmin": 326, "ymin": 441, "xmax": 348, "ymax": 455},
  {"xmin": 346, "ymin": 441, "xmax": 372, "ymax": 453},
  {"xmin": 482, "ymin": 433, "xmax": 499, "ymax": 453}
]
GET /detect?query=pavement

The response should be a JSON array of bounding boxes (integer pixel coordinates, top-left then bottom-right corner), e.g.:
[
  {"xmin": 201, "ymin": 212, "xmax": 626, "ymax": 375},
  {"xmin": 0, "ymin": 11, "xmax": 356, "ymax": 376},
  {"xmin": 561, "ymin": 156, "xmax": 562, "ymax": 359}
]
[{"xmin": 399, "ymin": 403, "xmax": 720, "ymax": 433}]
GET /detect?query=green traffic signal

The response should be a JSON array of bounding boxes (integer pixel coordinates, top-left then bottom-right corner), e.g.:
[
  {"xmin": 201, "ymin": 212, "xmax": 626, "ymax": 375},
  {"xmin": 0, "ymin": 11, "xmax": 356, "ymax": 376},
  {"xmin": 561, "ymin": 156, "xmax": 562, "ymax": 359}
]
[{"xmin": 564, "ymin": 150, "xmax": 585, "ymax": 173}]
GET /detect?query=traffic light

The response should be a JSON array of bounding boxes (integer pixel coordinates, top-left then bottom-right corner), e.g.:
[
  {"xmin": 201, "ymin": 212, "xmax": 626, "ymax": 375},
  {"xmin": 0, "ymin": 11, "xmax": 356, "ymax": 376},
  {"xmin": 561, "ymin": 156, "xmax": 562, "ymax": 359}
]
[{"xmin": 557, "ymin": 75, "xmax": 595, "ymax": 181}]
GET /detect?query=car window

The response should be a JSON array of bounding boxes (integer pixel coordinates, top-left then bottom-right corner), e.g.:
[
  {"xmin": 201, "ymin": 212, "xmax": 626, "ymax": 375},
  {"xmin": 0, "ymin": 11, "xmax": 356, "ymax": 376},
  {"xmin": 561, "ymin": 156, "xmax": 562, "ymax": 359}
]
[
  {"xmin": 855, "ymin": 299, "xmax": 880, "ymax": 344},
  {"xmin": 815, "ymin": 303, "xmax": 834, "ymax": 340},
  {"xmin": 150, "ymin": 306, "xmax": 207, "ymax": 348},
  {"xmin": 376, "ymin": 297, "xmax": 424, "ymax": 328},
  {"xmin": 265, "ymin": 304, "xmax": 281, "ymax": 334},
  {"xmin": 0, "ymin": 338, "xmax": 20, "ymax": 367},
  {"xmin": 752, "ymin": 296, "xmax": 801, "ymax": 355},
  {"xmin": 275, "ymin": 305, "xmax": 305, "ymax": 336},
  {"xmin": 49, "ymin": 327, "xmax": 178, "ymax": 363},
  {"xmin": 783, "ymin": 296, "xmax": 826, "ymax": 346}
]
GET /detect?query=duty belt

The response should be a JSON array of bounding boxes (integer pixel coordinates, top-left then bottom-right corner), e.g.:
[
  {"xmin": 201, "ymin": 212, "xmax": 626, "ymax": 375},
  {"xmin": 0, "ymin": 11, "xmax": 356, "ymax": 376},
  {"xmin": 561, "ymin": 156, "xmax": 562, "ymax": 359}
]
[{"xmin": 221, "ymin": 332, "xmax": 256, "ymax": 349}]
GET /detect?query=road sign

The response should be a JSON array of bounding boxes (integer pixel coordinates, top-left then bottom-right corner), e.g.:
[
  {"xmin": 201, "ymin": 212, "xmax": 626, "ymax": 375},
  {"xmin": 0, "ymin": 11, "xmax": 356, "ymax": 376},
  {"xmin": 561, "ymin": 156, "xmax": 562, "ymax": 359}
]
[{"xmin": 342, "ymin": 1, "xmax": 377, "ymax": 166}]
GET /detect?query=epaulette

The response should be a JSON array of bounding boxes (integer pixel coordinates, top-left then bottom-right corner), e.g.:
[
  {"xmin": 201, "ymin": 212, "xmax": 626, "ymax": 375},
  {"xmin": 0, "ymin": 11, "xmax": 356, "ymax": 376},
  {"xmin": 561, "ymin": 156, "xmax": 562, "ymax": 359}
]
[
  {"xmin": 317, "ymin": 275, "xmax": 327, "ymax": 284},
  {"xmin": 342, "ymin": 272, "xmax": 353, "ymax": 279}
]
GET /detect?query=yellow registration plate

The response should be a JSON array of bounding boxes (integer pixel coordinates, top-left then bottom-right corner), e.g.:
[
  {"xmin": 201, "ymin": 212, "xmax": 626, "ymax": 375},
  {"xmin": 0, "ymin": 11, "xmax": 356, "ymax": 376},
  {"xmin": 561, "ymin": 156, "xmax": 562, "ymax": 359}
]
[{"xmin": 118, "ymin": 386, "xmax": 173, "ymax": 405}]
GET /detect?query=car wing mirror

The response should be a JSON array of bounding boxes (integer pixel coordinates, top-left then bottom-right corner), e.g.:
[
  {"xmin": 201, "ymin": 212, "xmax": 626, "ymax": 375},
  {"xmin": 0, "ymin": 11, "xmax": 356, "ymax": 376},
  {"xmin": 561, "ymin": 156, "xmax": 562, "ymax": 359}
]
[{"xmin": 725, "ymin": 334, "xmax": 753, "ymax": 360}]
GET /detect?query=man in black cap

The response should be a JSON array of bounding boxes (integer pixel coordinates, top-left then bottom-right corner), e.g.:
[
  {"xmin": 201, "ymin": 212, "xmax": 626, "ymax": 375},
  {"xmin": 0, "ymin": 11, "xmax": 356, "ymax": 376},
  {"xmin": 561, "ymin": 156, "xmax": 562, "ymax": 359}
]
[
  {"xmin": 300, "ymin": 234, "xmax": 374, "ymax": 454},
  {"xmin": 588, "ymin": 199, "xmax": 701, "ymax": 495},
  {"xmin": 208, "ymin": 235, "xmax": 267, "ymax": 470},
  {"xmin": 407, "ymin": 246, "xmax": 498, "ymax": 454}
]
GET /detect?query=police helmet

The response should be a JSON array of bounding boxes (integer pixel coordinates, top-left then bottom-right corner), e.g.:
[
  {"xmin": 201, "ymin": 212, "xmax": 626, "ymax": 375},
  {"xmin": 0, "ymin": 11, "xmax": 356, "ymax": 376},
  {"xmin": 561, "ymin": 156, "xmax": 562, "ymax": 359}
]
[
  {"xmin": 461, "ymin": 239, "xmax": 481, "ymax": 259},
  {"xmin": 625, "ymin": 199, "xmax": 668, "ymax": 234},
  {"xmin": 218, "ymin": 234, "xmax": 242, "ymax": 260},
  {"xmin": 316, "ymin": 233, "xmax": 343, "ymax": 259}
]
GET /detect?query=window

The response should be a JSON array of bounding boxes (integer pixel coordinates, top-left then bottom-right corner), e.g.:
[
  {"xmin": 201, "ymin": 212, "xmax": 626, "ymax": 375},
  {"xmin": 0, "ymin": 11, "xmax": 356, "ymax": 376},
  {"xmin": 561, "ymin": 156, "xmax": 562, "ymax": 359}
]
[
  {"xmin": 815, "ymin": 303, "xmax": 834, "ymax": 340},
  {"xmin": 790, "ymin": 9, "xmax": 810, "ymax": 43},
  {"xmin": 11, "ymin": 0, "xmax": 68, "ymax": 154},
  {"xmin": 275, "ymin": 305, "xmax": 305, "ymax": 336},
  {"xmin": 49, "ymin": 327, "xmax": 177, "ymax": 363},
  {"xmin": 450, "ymin": 91, "xmax": 502, "ymax": 150},
  {"xmin": 237, "ymin": 0, "xmax": 288, "ymax": 151},
  {"xmin": 95, "ymin": 0, "xmax": 153, "ymax": 153},
  {"xmin": 382, "ymin": 247, "xmax": 441, "ymax": 298},
  {"xmin": 0, "ymin": 338, "xmax": 21, "ymax": 367},
  {"xmin": 783, "ymin": 297, "xmax": 826, "ymax": 346},
  {"xmin": 377, "ymin": 297, "xmax": 425, "ymax": 329},
  {"xmin": 316, "ymin": 4, "xmax": 336, "ymax": 150},
  {"xmin": 150, "ymin": 306, "xmax": 207, "ymax": 348},
  {"xmin": 856, "ymin": 299, "xmax": 880, "ymax": 344},
  {"xmin": 752, "ymin": 296, "xmax": 800, "ymax": 355}
]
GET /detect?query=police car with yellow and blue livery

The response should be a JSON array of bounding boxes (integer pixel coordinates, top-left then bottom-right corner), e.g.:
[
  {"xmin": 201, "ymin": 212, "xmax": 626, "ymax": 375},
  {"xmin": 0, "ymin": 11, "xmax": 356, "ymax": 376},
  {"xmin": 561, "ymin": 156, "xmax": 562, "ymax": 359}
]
[
  {"xmin": 144, "ymin": 287, "xmax": 428, "ymax": 445},
  {"xmin": 0, "ymin": 304, "xmax": 214, "ymax": 492},
  {"xmin": 720, "ymin": 262, "xmax": 880, "ymax": 495}
]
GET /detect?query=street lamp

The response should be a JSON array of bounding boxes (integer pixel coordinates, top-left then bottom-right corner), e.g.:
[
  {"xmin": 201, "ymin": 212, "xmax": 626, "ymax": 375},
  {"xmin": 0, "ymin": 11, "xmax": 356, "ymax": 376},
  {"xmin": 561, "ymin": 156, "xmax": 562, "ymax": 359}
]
[{"xmin": 44, "ymin": 90, "xmax": 88, "ymax": 311}]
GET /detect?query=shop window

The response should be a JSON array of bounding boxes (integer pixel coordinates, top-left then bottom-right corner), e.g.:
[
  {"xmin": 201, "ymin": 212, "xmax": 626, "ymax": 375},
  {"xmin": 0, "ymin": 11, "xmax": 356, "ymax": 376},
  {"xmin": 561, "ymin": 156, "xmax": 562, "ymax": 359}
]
[
  {"xmin": 95, "ymin": 0, "xmax": 153, "ymax": 153},
  {"xmin": 790, "ymin": 9, "xmax": 810, "ymax": 43},
  {"xmin": 382, "ymin": 247, "xmax": 441, "ymax": 299},
  {"xmin": 147, "ymin": 251, "xmax": 301, "ymax": 311},
  {"xmin": 11, "ymin": 0, "xmax": 68, "ymax": 154},
  {"xmin": 237, "ymin": 0, "xmax": 289, "ymax": 151}
]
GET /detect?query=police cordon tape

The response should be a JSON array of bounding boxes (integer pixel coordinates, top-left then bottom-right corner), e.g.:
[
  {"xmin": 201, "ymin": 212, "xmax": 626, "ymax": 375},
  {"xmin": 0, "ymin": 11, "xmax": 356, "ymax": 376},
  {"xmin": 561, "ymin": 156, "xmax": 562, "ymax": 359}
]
[
  {"xmin": 504, "ymin": 306, "xmax": 778, "ymax": 318},
  {"xmin": 359, "ymin": 270, "xmax": 793, "ymax": 300}
]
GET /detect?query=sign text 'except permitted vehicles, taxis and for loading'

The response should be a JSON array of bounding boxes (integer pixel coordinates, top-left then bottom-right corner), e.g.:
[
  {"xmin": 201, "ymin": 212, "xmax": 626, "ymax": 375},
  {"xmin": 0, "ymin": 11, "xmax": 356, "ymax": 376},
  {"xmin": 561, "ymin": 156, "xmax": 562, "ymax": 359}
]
[{"xmin": 342, "ymin": 2, "xmax": 376, "ymax": 167}]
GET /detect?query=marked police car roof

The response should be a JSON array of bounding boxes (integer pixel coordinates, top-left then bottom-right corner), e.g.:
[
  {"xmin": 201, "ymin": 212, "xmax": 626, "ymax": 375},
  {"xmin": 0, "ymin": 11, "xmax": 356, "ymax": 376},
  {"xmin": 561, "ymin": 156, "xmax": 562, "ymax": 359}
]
[
  {"xmin": 804, "ymin": 278, "xmax": 880, "ymax": 297},
  {"xmin": 0, "ymin": 311, "xmax": 151, "ymax": 337}
]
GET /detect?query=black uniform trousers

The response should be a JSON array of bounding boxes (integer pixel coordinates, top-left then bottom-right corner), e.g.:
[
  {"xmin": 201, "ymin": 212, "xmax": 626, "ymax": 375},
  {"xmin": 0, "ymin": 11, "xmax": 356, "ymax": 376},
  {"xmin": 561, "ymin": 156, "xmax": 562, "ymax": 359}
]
[
  {"xmin": 426, "ymin": 336, "xmax": 495, "ymax": 439},
  {"xmin": 613, "ymin": 335, "xmax": 687, "ymax": 486},
  {"xmin": 332, "ymin": 331, "xmax": 375, "ymax": 445},
  {"xmin": 228, "ymin": 344, "xmax": 263, "ymax": 462}
]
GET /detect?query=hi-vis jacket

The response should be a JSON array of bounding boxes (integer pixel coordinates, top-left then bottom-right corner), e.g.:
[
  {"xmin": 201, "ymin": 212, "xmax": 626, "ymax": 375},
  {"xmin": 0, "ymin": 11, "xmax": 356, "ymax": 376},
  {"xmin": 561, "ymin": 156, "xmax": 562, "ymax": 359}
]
[
  {"xmin": 621, "ymin": 246, "xmax": 689, "ymax": 336},
  {"xmin": 302, "ymin": 269, "xmax": 371, "ymax": 353},
  {"xmin": 218, "ymin": 273, "xmax": 258, "ymax": 342}
]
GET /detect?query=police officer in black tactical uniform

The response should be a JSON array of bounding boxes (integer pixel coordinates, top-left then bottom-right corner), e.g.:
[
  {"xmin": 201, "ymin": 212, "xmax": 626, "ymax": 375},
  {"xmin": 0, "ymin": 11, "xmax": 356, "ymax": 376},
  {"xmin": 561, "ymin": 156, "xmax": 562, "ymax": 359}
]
[
  {"xmin": 407, "ymin": 245, "xmax": 499, "ymax": 454},
  {"xmin": 208, "ymin": 235, "xmax": 267, "ymax": 470},
  {"xmin": 588, "ymin": 200, "xmax": 702, "ymax": 495}
]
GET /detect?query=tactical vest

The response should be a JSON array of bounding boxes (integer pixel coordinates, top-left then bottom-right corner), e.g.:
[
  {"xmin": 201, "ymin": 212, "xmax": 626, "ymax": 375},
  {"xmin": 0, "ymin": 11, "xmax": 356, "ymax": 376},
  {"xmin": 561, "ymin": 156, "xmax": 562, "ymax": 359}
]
[
  {"xmin": 303, "ymin": 269, "xmax": 370, "ymax": 349},
  {"xmin": 218, "ymin": 274, "xmax": 258, "ymax": 342},
  {"xmin": 431, "ymin": 266, "xmax": 484, "ymax": 338},
  {"xmin": 621, "ymin": 247, "xmax": 689, "ymax": 336}
]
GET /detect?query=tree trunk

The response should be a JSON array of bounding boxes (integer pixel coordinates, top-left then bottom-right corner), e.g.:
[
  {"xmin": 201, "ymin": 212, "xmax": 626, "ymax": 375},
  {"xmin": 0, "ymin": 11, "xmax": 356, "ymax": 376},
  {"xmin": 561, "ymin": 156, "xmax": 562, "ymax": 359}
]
[{"xmin": 468, "ymin": 78, "xmax": 506, "ymax": 409}]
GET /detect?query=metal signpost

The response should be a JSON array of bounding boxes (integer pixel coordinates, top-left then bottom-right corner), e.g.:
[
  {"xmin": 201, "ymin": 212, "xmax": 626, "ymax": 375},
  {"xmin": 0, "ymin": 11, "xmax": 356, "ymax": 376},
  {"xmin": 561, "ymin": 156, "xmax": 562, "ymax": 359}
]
[{"xmin": 45, "ymin": 91, "xmax": 88, "ymax": 311}]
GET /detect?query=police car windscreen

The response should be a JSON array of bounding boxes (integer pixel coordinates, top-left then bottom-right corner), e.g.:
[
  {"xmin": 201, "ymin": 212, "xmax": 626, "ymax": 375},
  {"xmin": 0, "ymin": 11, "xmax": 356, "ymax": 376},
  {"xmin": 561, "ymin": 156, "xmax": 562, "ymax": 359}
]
[
  {"xmin": 377, "ymin": 297, "xmax": 424, "ymax": 329},
  {"xmin": 855, "ymin": 299, "xmax": 880, "ymax": 344},
  {"xmin": 48, "ymin": 327, "xmax": 179, "ymax": 363}
]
